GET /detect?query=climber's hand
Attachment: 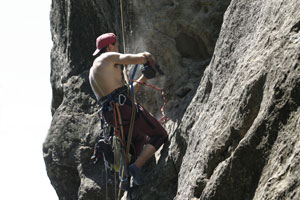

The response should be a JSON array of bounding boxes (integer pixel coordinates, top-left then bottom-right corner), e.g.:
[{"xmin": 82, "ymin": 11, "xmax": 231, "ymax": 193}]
[{"xmin": 141, "ymin": 61, "xmax": 156, "ymax": 79}]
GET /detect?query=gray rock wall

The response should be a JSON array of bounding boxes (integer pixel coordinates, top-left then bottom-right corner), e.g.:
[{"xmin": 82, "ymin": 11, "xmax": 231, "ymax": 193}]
[
  {"xmin": 45, "ymin": 0, "xmax": 123, "ymax": 199},
  {"xmin": 173, "ymin": 0, "xmax": 300, "ymax": 199},
  {"xmin": 126, "ymin": 0, "xmax": 230, "ymax": 122},
  {"xmin": 43, "ymin": 0, "xmax": 300, "ymax": 199}
]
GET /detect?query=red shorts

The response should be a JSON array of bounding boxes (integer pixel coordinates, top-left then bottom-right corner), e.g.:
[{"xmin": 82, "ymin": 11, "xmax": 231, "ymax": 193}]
[{"xmin": 103, "ymin": 103, "xmax": 168, "ymax": 156}]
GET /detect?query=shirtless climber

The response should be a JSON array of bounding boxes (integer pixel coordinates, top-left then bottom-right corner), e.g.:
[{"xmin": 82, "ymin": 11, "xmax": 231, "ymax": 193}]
[{"xmin": 89, "ymin": 33, "xmax": 168, "ymax": 187}]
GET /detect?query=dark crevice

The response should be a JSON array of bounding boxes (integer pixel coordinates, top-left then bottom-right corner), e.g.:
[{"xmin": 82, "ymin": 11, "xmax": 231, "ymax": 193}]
[
  {"xmin": 193, "ymin": 176, "xmax": 208, "ymax": 198},
  {"xmin": 290, "ymin": 20, "xmax": 300, "ymax": 33},
  {"xmin": 51, "ymin": 86, "xmax": 64, "ymax": 115},
  {"xmin": 290, "ymin": 78, "xmax": 300, "ymax": 107},
  {"xmin": 201, "ymin": 78, "xmax": 212, "ymax": 103},
  {"xmin": 175, "ymin": 32, "xmax": 210, "ymax": 60}
]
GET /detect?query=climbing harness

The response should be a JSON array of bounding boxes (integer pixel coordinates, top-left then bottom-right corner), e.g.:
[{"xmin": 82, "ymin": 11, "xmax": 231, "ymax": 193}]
[{"xmin": 93, "ymin": 74, "xmax": 168, "ymax": 199}]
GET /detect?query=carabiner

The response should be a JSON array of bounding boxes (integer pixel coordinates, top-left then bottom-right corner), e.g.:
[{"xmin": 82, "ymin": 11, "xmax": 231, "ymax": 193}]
[{"xmin": 118, "ymin": 94, "xmax": 126, "ymax": 106}]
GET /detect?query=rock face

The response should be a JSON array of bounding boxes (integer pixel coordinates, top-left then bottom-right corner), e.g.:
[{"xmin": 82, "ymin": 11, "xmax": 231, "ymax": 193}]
[{"xmin": 43, "ymin": 0, "xmax": 300, "ymax": 200}]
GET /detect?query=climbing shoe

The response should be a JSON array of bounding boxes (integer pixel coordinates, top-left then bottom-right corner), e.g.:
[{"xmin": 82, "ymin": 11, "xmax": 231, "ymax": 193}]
[{"xmin": 129, "ymin": 163, "xmax": 145, "ymax": 185}]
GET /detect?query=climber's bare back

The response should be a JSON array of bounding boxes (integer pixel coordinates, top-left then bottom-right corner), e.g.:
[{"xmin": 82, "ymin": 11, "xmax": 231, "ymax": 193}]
[{"xmin": 89, "ymin": 53, "xmax": 124, "ymax": 99}]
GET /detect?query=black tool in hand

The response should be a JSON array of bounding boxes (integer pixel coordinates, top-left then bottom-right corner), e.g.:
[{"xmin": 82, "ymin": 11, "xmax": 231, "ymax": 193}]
[{"xmin": 141, "ymin": 60, "xmax": 165, "ymax": 79}]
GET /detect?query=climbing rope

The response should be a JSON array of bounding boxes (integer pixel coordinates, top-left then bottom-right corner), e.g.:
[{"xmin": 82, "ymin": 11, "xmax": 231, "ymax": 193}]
[
  {"xmin": 118, "ymin": 0, "xmax": 137, "ymax": 199},
  {"xmin": 117, "ymin": 1, "xmax": 168, "ymax": 199},
  {"xmin": 133, "ymin": 80, "xmax": 169, "ymax": 123},
  {"xmin": 120, "ymin": 0, "xmax": 129, "ymax": 85},
  {"xmin": 115, "ymin": 104, "xmax": 126, "ymax": 145}
]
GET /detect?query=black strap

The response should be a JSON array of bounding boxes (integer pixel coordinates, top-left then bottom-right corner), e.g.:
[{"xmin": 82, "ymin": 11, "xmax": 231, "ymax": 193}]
[{"xmin": 99, "ymin": 86, "xmax": 129, "ymax": 106}]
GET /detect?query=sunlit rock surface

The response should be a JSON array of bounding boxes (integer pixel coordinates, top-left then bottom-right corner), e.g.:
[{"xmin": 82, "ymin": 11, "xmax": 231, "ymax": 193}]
[{"xmin": 43, "ymin": 0, "xmax": 300, "ymax": 199}]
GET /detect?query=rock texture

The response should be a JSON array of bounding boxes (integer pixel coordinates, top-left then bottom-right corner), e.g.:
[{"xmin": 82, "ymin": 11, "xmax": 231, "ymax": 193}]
[
  {"xmin": 173, "ymin": 0, "xmax": 300, "ymax": 199},
  {"xmin": 43, "ymin": 0, "xmax": 300, "ymax": 200}
]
